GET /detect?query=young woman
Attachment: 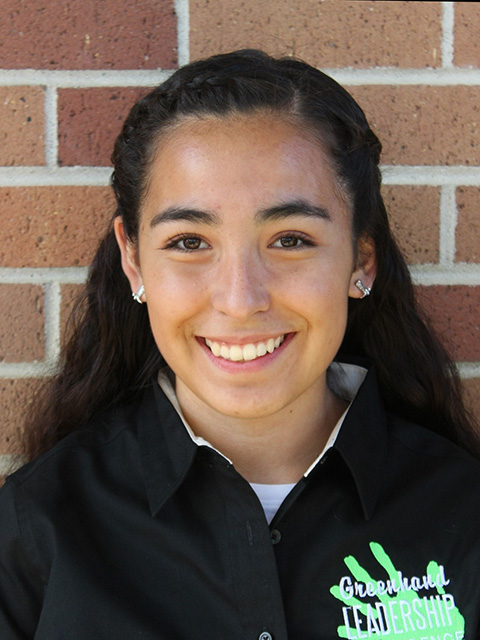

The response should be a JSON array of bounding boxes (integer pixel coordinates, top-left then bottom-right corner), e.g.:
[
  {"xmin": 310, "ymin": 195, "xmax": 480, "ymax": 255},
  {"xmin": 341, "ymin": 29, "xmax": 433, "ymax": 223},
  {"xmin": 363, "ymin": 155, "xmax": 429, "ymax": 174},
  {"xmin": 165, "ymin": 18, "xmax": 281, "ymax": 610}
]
[{"xmin": 1, "ymin": 49, "xmax": 479, "ymax": 640}]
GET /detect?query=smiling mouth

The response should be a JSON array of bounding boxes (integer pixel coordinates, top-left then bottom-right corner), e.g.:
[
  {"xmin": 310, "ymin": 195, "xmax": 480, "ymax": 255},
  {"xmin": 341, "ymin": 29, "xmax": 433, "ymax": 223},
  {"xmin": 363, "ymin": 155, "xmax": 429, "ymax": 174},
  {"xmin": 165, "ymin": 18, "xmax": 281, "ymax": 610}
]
[{"xmin": 204, "ymin": 335, "xmax": 285, "ymax": 362}]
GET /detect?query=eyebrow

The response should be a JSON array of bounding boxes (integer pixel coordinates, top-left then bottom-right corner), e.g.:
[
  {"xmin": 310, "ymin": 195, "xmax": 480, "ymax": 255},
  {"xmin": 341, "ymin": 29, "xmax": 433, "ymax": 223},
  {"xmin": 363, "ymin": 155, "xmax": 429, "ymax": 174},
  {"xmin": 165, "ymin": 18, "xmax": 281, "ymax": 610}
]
[
  {"xmin": 149, "ymin": 199, "xmax": 331, "ymax": 229},
  {"xmin": 255, "ymin": 200, "xmax": 331, "ymax": 223},
  {"xmin": 149, "ymin": 207, "xmax": 220, "ymax": 228}
]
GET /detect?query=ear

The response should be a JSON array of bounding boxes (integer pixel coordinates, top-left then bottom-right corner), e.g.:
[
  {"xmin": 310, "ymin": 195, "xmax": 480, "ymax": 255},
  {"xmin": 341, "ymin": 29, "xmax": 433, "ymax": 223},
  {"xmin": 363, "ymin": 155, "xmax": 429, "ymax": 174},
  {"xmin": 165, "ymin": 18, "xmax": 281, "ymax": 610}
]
[
  {"xmin": 348, "ymin": 235, "xmax": 377, "ymax": 299},
  {"xmin": 113, "ymin": 216, "xmax": 145, "ymax": 301}
]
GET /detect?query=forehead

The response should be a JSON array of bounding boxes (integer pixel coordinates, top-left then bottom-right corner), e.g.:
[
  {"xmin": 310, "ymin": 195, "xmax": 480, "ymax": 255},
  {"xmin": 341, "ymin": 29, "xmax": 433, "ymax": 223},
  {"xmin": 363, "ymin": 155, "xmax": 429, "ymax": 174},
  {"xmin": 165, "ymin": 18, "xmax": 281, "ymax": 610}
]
[{"xmin": 142, "ymin": 113, "xmax": 349, "ymax": 221}]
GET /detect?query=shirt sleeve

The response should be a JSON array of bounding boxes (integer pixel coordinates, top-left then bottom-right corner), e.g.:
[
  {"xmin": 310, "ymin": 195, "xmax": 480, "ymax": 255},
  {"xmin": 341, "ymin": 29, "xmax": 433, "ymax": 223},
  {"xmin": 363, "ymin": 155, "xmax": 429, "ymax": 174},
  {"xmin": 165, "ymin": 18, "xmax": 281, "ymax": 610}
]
[{"xmin": 0, "ymin": 478, "xmax": 44, "ymax": 639}]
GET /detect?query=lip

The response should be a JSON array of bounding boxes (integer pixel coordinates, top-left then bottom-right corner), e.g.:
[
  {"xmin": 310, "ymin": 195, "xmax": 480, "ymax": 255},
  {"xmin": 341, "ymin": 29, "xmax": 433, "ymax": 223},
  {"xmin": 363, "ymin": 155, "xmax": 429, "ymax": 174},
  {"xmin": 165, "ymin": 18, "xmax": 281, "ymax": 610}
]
[
  {"xmin": 196, "ymin": 332, "xmax": 295, "ymax": 371},
  {"xmin": 201, "ymin": 334, "xmax": 287, "ymax": 346}
]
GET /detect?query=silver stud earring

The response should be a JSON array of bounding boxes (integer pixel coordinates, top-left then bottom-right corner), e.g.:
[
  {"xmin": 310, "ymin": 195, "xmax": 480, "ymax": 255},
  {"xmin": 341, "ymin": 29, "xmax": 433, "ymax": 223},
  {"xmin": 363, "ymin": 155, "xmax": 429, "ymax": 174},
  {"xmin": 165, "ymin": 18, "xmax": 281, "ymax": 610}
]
[
  {"xmin": 355, "ymin": 280, "xmax": 371, "ymax": 299},
  {"xmin": 132, "ymin": 284, "xmax": 145, "ymax": 304}
]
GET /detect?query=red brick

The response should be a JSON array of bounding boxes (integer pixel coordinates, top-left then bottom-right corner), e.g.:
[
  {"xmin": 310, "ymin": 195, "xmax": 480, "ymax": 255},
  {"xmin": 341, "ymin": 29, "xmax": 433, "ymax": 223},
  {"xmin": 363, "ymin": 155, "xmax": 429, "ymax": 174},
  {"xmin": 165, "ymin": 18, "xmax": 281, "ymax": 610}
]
[
  {"xmin": 456, "ymin": 187, "xmax": 480, "ymax": 263},
  {"xmin": 454, "ymin": 2, "xmax": 480, "ymax": 67},
  {"xmin": 190, "ymin": 0, "xmax": 442, "ymax": 68},
  {"xmin": 0, "ymin": 378, "xmax": 39, "ymax": 454},
  {"xmin": 349, "ymin": 86, "xmax": 480, "ymax": 166},
  {"xmin": 415, "ymin": 286, "xmax": 480, "ymax": 361},
  {"xmin": 382, "ymin": 186, "xmax": 440, "ymax": 264},
  {"xmin": 60, "ymin": 284, "xmax": 86, "ymax": 344},
  {"xmin": 0, "ymin": 187, "xmax": 114, "ymax": 267},
  {"xmin": 0, "ymin": 285, "xmax": 45, "ymax": 363},
  {"xmin": 0, "ymin": 87, "xmax": 45, "ymax": 166},
  {"xmin": 463, "ymin": 377, "xmax": 480, "ymax": 428},
  {"xmin": 58, "ymin": 88, "xmax": 149, "ymax": 166},
  {"xmin": 0, "ymin": 0, "xmax": 177, "ymax": 70}
]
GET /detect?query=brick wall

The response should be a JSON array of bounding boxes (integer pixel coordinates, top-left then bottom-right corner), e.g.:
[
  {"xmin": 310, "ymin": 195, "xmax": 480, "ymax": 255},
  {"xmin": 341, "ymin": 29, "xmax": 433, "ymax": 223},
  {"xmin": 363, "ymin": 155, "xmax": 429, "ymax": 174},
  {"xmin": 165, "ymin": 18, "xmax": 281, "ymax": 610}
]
[{"xmin": 1, "ymin": 1, "xmax": 479, "ymax": 474}]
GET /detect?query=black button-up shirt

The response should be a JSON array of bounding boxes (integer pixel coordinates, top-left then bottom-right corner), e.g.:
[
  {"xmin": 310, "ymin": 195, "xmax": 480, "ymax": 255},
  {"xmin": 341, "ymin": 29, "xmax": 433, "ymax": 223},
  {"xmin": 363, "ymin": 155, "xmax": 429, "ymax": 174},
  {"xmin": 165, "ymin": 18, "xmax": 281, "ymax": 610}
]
[{"xmin": 1, "ymin": 365, "xmax": 480, "ymax": 639}]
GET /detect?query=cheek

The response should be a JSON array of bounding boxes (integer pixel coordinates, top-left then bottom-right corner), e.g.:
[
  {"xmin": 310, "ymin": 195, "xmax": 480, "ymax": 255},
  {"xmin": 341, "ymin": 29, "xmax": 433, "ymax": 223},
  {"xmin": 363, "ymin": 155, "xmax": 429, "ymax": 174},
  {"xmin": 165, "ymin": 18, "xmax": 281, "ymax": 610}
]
[{"xmin": 143, "ymin": 270, "xmax": 206, "ymax": 336}]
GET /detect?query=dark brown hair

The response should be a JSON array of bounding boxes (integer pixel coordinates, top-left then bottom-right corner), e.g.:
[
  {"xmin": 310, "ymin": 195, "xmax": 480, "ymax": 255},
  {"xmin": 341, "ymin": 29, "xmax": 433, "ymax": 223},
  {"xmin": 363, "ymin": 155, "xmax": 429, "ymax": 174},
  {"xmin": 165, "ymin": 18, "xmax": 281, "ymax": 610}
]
[{"xmin": 24, "ymin": 49, "xmax": 479, "ymax": 460}]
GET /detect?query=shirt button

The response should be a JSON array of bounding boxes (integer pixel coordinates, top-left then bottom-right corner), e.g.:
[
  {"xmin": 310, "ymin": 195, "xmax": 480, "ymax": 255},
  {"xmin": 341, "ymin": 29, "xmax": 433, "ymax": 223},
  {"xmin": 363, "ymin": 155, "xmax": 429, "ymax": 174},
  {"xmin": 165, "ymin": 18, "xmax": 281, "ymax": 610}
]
[
  {"xmin": 259, "ymin": 633, "xmax": 273, "ymax": 640},
  {"xmin": 270, "ymin": 529, "xmax": 281, "ymax": 545}
]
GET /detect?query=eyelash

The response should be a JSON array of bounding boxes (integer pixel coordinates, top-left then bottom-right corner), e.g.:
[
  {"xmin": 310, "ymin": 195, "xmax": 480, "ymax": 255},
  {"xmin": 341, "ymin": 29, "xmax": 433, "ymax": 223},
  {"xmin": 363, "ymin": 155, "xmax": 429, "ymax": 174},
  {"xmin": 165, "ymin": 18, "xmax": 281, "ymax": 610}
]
[
  {"xmin": 163, "ymin": 232, "xmax": 316, "ymax": 252},
  {"xmin": 269, "ymin": 232, "xmax": 316, "ymax": 249},
  {"xmin": 163, "ymin": 234, "xmax": 210, "ymax": 252}
]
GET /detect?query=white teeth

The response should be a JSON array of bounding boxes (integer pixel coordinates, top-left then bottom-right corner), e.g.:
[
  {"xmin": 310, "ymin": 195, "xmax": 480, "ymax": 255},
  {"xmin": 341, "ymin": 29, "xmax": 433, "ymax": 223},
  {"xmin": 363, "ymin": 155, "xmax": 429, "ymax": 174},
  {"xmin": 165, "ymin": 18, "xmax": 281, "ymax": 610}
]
[
  {"xmin": 229, "ymin": 346, "xmax": 243, "ymax": 361},
  {"xmin": 205, "ymin": 335, "xmax": 285, "ymax": 362},
  {"xmin": 242, "ymin": 344, "xmax": 257, "ymax": 361},
  {"xmin": 220, "ymin": 345, "xmax": 229, "ymax": 359},
  {"xmin": 256, "ymin": 343, "xmax": 267, "ymax": 357}
]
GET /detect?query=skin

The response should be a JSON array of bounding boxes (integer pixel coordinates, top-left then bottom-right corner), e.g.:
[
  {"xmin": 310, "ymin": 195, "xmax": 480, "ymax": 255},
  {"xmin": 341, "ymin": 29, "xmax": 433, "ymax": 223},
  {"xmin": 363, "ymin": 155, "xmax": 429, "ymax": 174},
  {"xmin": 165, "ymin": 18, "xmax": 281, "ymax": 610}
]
[{"xmin": 115, "ymin": 113, "xmax": 376, "ymax": 483}]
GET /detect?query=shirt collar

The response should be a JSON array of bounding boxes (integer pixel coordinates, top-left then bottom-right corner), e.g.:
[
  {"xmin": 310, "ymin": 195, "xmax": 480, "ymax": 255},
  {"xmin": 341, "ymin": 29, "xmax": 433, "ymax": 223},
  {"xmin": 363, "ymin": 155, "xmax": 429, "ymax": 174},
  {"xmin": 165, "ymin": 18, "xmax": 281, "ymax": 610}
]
[
  {"xmin": 331, "ymin": 358, "xmax": 389, "ymax": 520},
  {"xmin": 137, "ymin": 381, "xmax": 198, "ymax": 517},
  {"xmin": 138, "ymin": 359, "xmax": 388, "ymax": 519}
]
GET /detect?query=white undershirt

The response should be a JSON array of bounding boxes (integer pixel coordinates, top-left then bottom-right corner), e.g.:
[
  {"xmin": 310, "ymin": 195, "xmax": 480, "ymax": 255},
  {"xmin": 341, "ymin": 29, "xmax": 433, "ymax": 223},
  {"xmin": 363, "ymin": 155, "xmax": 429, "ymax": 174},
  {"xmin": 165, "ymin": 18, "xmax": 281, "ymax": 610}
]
[
  {"xmin": 158, "ymin": 362, "xmax": 367, "ymax": 524},
  {"xmin": 249, "ymin": 483, "xmax": 296, "ymax": 524}
]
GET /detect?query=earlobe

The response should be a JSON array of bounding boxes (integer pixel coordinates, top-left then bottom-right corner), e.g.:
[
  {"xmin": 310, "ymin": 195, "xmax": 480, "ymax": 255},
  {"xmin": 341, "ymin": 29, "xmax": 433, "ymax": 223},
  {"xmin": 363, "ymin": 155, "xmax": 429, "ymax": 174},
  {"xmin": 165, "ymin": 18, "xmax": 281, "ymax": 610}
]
[
  {"xmin": 113, "ymin": 216, "xmax": 144, "ymax": 299},
  {"xmin": 349, "ymin": 236, "xmax": 377, "ymax": 299}
]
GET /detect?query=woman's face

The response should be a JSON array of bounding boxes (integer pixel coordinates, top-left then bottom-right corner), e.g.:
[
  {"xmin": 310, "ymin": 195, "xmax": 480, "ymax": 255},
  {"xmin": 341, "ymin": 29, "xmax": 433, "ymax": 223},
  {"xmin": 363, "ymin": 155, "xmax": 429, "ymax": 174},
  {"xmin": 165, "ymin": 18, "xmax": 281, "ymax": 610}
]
[{"xmin": 116, "ymin": 114, "xmax": 375, "ymax": 424}]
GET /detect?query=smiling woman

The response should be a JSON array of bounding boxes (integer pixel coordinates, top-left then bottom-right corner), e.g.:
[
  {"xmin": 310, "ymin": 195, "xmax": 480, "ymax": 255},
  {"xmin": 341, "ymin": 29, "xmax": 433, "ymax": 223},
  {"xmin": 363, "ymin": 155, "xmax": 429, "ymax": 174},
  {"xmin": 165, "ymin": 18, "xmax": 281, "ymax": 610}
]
[{"xmin": 1, "ymin": 50, "xmax": 480, "ymax": 640}]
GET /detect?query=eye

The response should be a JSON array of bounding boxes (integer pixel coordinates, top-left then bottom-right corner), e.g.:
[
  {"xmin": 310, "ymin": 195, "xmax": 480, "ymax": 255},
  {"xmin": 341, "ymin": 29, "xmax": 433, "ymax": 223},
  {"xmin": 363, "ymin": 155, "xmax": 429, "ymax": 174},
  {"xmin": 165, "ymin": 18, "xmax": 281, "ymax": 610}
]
[
  {"xmin": 278, "ymin": 236, "xmax": 301, "ymax": 248},
  {"xmin": 163, "ymin": 234, "xmax": 209, "ymax": 252},
  {"xmin": 270, "ymin": 233, "xmax": 315, "ymax": 249}
]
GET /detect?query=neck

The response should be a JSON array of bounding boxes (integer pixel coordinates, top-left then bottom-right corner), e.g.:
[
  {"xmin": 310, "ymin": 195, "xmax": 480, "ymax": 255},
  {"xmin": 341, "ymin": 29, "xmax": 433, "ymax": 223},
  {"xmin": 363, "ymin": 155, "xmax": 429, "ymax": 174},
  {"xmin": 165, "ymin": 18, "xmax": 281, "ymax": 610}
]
[{"xmin": 176, "ymin": 379, "xmax": 348, "ymax": 484}]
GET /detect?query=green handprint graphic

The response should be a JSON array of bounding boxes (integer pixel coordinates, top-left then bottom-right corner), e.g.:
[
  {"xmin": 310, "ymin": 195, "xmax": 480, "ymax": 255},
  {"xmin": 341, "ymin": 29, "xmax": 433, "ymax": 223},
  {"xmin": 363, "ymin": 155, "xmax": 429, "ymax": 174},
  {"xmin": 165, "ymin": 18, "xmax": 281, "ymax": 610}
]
[{"xmin": 330, "ymin": 542, "xmax": 465, "ymax": 639}]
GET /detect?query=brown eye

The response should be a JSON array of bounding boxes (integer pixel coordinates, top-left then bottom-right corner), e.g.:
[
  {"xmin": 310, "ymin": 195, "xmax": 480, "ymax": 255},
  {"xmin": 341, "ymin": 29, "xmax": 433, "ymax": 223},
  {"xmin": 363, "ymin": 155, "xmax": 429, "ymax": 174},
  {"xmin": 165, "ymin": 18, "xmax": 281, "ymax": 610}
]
[
  {"xmin": 279, "ymin": 236, "xmax": 299, "ymax": 248},
  {"xmin": 182, "ymin": 237, "xmax": 202, "ymax": 250}
]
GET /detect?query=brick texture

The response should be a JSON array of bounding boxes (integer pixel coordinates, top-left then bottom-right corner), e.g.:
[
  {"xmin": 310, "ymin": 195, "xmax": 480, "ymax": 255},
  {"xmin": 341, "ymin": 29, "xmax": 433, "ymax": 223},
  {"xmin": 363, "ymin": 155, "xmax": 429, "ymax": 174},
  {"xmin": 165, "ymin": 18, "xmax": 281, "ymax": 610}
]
[
  {"xmin": 454, "ymin": 2, "xmax": 480, "ymax": 67},
  {"xmin": 58, "ymin": 88, "xmax": 150, "ymax": 166},
  {"xmin": 0, "ymin": 379, "xmax": 40, "ymax": 455},
  {"xmin": 190, "ymin": 0, "xmax": 442, "ymax": 68},
  {"xmin": 0, "ymin": 87, "xmax": 45, "ymax": 166},
  {"xmin": 0, "ymin": 0, "xmax": 178, "ymax": 70},
  {"xmin": 0, "ymin": 285, "xmax": 45, "ymax": 363},
  {"xmin": 0, "ymin": 187, "xmax": 114, "ymax": 267},
  {"xmin": 383, "ymin": 186, "xmax": 440, "ymax": 264},
  {"xmin": 60, "ymin": 284, "xmax": 86, "ymax": 344},
  {"xmin": 416, "ymin": 286, "xmax": 480, "ymax": 361},
  {"xmin": 349, "ymin": 86, "xmax": 480, "ymax": 166},
  {"xmin": 58, "ymin": 84, "xmax": 480, "ymax": 168},
  {"xmin": 456, "ymin": 187, "xmax": 480, "ymax": 263}
]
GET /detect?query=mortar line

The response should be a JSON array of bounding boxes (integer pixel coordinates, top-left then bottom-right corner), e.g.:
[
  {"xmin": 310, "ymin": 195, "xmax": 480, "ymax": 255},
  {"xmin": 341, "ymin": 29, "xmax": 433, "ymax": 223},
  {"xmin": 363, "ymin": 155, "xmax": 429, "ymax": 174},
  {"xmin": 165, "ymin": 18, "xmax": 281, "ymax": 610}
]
[
  {"xmin": 1, "ymin": 165, "xmax": 480, "ymax": 187},
  {"xmin": 1, "ymin": 68, "xmax": 480, "ymax": 87},
  {"xmin": 0, "ymin": 362, "xmax": 56, "ymax": 378},
  {"xmin": 0, "ymin": 69, "xmax": 173, "ymax": 87},
  {"xmin": 43, "ymin": 281, "xmax": 61, "ymax": 365},
  {"xmin": 409, "ymin": 265, "xmax": 480, "ymax": 286},
  {"xmin": 439, "ymin": 185, "xmax": 457, "ymax": 266},
  {"xmin": 175, "ymin": 0, "xmax": 190, "ymax": 66},
  {"xmin": 0, "ymin": 267, "xmax": 88, "ymax": 284},
  {"xmin": 0, "ymin": 454, "xmax": 26, "ymax": 475},
  {"xmin": 1, "ymin": 359, "xmax": 479, "ymax": 380},
  {"xmin": 458, "ymin": 363, "xmax": 480, "ymax": 378},
  {"xmin": 44, "ymin": 86, "xmax": 58, "ymax": 168},
  {"xmin": 2, "ymin": 265, "xmax": 480, "ymax": 286},
  {"xmin": 442, "ymin": 2, "xmax": 455, "ymax": 68}
]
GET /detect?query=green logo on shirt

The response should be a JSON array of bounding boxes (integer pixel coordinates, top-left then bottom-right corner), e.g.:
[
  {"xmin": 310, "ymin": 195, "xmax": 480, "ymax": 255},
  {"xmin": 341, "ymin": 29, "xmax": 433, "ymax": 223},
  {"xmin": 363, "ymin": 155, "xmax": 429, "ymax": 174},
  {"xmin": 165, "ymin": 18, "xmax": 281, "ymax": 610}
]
[{"xmin": 330, "ymin": 542, "xmax": 465, "ymax": 639}]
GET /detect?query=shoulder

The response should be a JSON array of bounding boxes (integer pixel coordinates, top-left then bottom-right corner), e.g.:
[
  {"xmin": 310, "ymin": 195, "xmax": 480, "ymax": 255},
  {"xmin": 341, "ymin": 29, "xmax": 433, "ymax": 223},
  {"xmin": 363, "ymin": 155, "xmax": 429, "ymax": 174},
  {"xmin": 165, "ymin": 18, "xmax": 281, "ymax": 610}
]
[
  {"xmin": 5, "ymin": 394, "xmax": 148, "ymax": 493},
  {"xmin": 388, "ymin": 413, "xmax": 480, "ymax": 467},
  {"xmin": 385, "ymin": 413, "xmax": 480, "ymax": 502}
]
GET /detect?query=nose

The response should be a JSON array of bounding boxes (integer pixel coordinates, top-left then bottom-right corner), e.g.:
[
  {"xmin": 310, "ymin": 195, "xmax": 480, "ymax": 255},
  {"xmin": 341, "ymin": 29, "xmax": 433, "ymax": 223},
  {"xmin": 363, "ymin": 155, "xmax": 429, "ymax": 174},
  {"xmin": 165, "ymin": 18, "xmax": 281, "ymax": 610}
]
[{"xmin": 210, "ymin": 249, "xmax": 271, "ymax": 319}]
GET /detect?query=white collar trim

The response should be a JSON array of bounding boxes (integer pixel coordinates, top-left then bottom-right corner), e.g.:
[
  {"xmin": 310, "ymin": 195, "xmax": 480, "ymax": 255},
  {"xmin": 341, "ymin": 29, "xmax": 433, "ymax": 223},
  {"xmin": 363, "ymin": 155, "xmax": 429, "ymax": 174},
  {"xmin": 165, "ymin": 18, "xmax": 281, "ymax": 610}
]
[{"xmin": 157, "ymin": 361, "xmax": 368, "ymax": 477}]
